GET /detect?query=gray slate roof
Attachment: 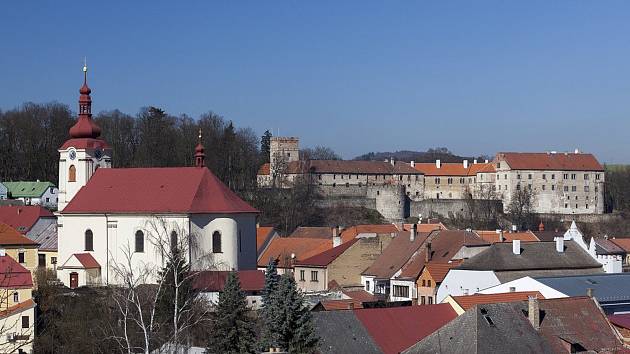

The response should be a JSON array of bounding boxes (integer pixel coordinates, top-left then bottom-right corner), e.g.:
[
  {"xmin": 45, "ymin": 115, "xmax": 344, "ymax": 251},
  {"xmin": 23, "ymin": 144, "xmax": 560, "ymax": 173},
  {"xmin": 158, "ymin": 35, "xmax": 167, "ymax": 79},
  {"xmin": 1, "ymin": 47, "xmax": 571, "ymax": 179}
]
[
  {"xmin": 31, "ymin": 223, "xmax": 57, "ymax": 251},
  {"xmin": 402, "ymin": 303, "xmax": 553, "ymax": 354},
  {"xmin": 312, "ymin": 310, "xmax": 382, "ymax": 354},
  {"xmin": 459, "ymin": 241, "xmax": 602, "ymax": 272},
  {"xmin": 536, "ymin": 273, "xmax": 630, "ymax": 303}
]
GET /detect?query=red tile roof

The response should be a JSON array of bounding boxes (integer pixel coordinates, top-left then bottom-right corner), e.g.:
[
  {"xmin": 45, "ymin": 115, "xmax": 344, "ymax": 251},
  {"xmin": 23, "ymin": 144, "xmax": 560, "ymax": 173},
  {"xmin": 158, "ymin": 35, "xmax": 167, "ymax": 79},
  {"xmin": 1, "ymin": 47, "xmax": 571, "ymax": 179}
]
[
  {"xmin": 0, "ymin": 206, "xmax": 54, "ymax": 233},
  {"xmin": 319, "ymin": 299, "xmax": 364, "ymax": 311},
  {"xmin": 611, "ymin": 238, "xmax": 630, "ymax": 252},
  {"xmin": 363, "ymin": 231, "xmax": 429, "ymax": 279},
  {"xmin": 424, "ymin": 261, "xmax": 462, "ymax": 283},
  {"xmin": 62, "ymin": 167, "xmax": 258, "ymax": 214},
  {"xmin": 475, "ymin": 230, "xmax": 540, "ymax": 243},
  {"xmin": 609, "ymin": 313, "xmax": 630, "ymax": 330},
  {"xmin": 414, "ymin": 162, "xmax": 495, "ymax": 176},
  {"xmin": 289, "ymin": 226, "xmax": 333, "ymax": 239},
  {"xmin": 256, "ymin": 226, "xmax": 275, "ymax": 252},
  {"xmin": 0, "ymin": 299, "xmax": 36, "ymax": 320},
  {"xmin": 295, "ymin": 238, "xmax": 359, "ymax": 267},
  {"xmin": 401, "ymin": 223, "xmax": 448, "ymax": 233},
  {"xmin": 0, "ymin": 223, "xmax": 38, "ymax": 246},
  {"xmin": 192, "ymin": 270, "xmax": 264, "ymax": 292},
  {"xmin": 74, "ymin": 253, "xmax": 100, "ymax": 269},
  {"xmin": 257, "ymin": 163, "xmax": 271, "ymax": 176},
  {"xmin": 343, "ymin": 289, "xmax": 378, "ymax": 303},
  {"xmin": 498, "ymin": 152, "xmax": 604, "ymax": 171},
  {"xmin": 451, "ymin": 291, "xmax": 544, "ymax": 311},
  {"xmin": 257, "ymin": 237, "xmax": 332, "ymax": 267},
  {"xmin": 340, "ymin": 224, "xmax": 399, "ymax": 240},
  {"xmin": 354, "ymin": 304, "xmax": 457, "ymax": 354},
  {"xmin": 0, "ymin": 255, "xmax": 33, "ymax": 289}
]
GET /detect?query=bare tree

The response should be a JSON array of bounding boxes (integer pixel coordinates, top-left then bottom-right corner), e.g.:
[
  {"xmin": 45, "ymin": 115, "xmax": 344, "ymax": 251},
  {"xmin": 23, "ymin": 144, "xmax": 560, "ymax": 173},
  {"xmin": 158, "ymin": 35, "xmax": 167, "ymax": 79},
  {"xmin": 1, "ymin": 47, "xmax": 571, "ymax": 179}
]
[{"xmin": 507, "ymin": 185, "xmax": 537, "ymax": 230}]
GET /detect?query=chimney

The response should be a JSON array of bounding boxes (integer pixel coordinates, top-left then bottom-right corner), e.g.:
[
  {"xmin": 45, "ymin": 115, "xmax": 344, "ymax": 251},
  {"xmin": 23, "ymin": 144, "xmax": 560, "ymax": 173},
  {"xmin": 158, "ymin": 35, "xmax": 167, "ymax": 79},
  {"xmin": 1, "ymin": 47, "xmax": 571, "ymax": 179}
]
[
  {"xmin": 499, "ymin": 230, "xmax": 504, "ymax": 242},
  {"xmin": 348, "ymin": 302, "xmax": 355, "ymax": 310},
  {"xmin": 555, "ymin": 237, "xmax": 564, "ymax": 253},
  {"xmin": 473, "ymin": 159, "xmax": 478, "ymax": 164},
  {"xmin": 528, "ymin": 296, "xmax": 540, "ymax": 331},
  {"xmin": 333, "ymin": 226, "xmax": 341, "ymax": 248},
  {"xmin": 574, "ymin": 148, "xmax": 580, "ymax": 154},
  {"xmin": 463, "ymin": 160, "xmax": 469, "ymax": 169},
  {"xmin": 513, "ymin": 240, "xmax": 521, "ymax": 255},
  {"xmin": 484, "ymin": 159, "xmax": 489, "ymax": 163},
  {"xmin": 511, "ymin": 225, "xmax": 517, "ymax": 233},
  {"xmin": 410, "ymin": 160, "xmax": 415, "ymax": 168},
  {"xmin": 410, "ymin": 223, "xmax": 417, "ymax": 242},
  {"xmin": 0, "ymin": 249, "xmax": 5, "ymax": 257},
  {"xmin": 436, "ymin": 159, "xmax": 441, "ymax": 169},
  {"xmin": 586, "ymin": 288, "xmax": 594, "ymax": 298},
  {"xmin": 425, "ymin": 242, "xmax": 432, "ymax": 262},
  {"xmin": 390, "ymin": 157, "xmax": 395, "ymax": 166},
  {"xmin": 538, "ymin": 221, "xmax": 545, "ymax": 232},
  {"xmin": 17, "ymin": 208, "xmax": 21, "ymax": 215}
]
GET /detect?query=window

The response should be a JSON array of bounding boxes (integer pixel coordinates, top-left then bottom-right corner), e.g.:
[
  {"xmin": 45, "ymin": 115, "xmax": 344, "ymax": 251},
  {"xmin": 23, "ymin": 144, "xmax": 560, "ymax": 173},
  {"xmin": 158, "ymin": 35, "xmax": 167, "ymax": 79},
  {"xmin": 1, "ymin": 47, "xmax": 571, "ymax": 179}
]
[
  {"xmin": 68, "ymin": 165, "xmax": 76, "ymax": 182},
  {"xmin": 427, "ymin": 280, "xmax": 432, "ymax": 287},
  {"xmin": 586, "ymin": 204, "xmax": 589, "ymax": 209},
  {"xmin": 421, "ymin": 296, "xmax": 426, "ymax": 305},
  {"xmin": 428, "ymin": 297, "xmax": 433, "ymax": 305},
  {"xmin": 17, "ymin": 252, "xmax": 24, "ymax": 264},
  {"xmin": 212, "ymin": 231, "xmax": 222, "ymax": 253},
  {"xmin": 299, "ymin": 270, "xmax": 305, "ymax": 281},
  {"xmin": 564, "ymin": 186, "xmax": 569, "ymax": 192},
  {"xmin": 517, "ymin": 174, "xmax": 521, "ymax": 180},
  {"xmin": 551, "ymin": 174, "xmax": 555, "ymax": 180},
  {"xmin": 596, "ymin": 174, "xmax": 601, "ymax": 180},
  {"xmin": 516, "ymin": 184, "xmax": 521, "ymax": 191},
  {"xmin": 552, "ymin": 185, "xmax": 556, "ymax": 191},
  {"xmin": 497, "ymin": 162, "xmax": 501, "ymax": 168},
  {"xmin": 21, "ymin": 316, "xmax": 29, "ymax": 329},
  {"xmin": 542, "ymin": 174, "xmax": 546, "ymax": 180},
  {"xmin": 563, "ymin": 174, "xmax": 569, "ymax": 180},
  {"xmin": 542, "ymin": 185, "xmax": 546, "ymax": 191},
  {"xmin": 13, "ymin": 292, "xmax": 18, "ymax": 303},
  {"xmin": 310, "ymin": 271, "xmax": 318, "ymax": 282},
  {"xmin": 447, "ymin": 178, "xmax": 453, "ymax": 185},
  {"xmin": 459, "ymin": 178, "xmax": 465, "ymax": 184},
  {"xmin": 584, "ymin": 174, "xmax": 589, "ymax": 180},
  {"xmin": 392, "ymin": 285, "xmax": 409, "ymax": 298},
  {"xmin": 435, "ymin": 178, "xmax": 441, "ymax": 184},
  {"xmin": 571, "ymin": 186, "xmax": 577, "ymax": 192},
  {"xmin": 135, "ymin": 230, "xmax": 144, "ymax": 253},
  {"xmin": 565, "ymin": 203, "xmax": 568, "ymax": 208},
  {"xmin": 85, "ymin": 230, "xmax": 93, "ymax": 251},
  {"xmin": 365, "ymin": 281, "xmax": 371, "ymax": 292},
  {"xmin": 571, "ymin": 174, "xmax": 576, "ymax": 180},
  {"xmin": 528, "ymin": 174, "xmax": 532, "ymax": 180},
  {"xmin": 422, "ymin": 279, "xmax": 426, "ymax": 287},
  {"xmin": 51, "ymin": 257, "xmax": 57, "ymax": 264},
  {"xmin": 584, "ymin": 186, "xmax": 590, "ymax": 192}
]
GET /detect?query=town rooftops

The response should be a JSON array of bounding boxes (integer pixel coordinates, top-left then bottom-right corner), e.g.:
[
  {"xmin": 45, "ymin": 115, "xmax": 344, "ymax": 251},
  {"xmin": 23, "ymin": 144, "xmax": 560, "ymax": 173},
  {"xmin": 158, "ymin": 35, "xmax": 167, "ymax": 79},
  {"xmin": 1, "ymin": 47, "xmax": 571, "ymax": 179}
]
[
  {"xmin": 289, "ymin": 226, "xmax": 334, "ymax": 239},
  {"xmin": 312, "ymin": 310, "xmax": 382, "ymax": 354},
  {"xmin": 62, "ymin": 167, "xmax": 258, "ymax": 214},
  {"xmin": 475, "ymin": 230, "xmax": 540, "ymax": 243},
  {"xmin": 256, "ymin": 226, "xmax": 276, "ymax": 253},
  {"xmin": 257, "ymin": 237, "xmax": 332, "ymax": 268},
  {"xmin": 413, "ymin": 162, "xmax": 495, "ymax": 176},
  {"xmin": 593, "ymin": 237, "xmax": 627, "ymax": 255},
  {"xmin": 0, "ymin": 205, "xmax": 55, "ymax": 233},
  {"xmin": 497, "ymin": 152, "xmax": 604, "ymax": 171},
  {"xmin": 0, "ymin": 255, "xmax": 33, "ymax": 289},
  {"xmin": 449, "ymin": 291, "xmax": 545, "ymax": 312},
  {"xmin": 341, "ymin": 224, "xmax": 399, "ymax": 239},
  {"xmin": 362, "ymin": 231, "xmax": 429, "ymax": 279},
  {"xmin": 192, "ymin": 270, "xmax": 265, "ymax": 292},
  {"xmin": 32, "ymin": 223, "xmax": 58, "ymax": 252},
  {"xmin": 422, "ymin": 261, "xmax": 463, "ymax": 283},
  {"xmin": 0, "ymin": 223, "xmax": 38, "ymax": 246},
  {"xmin": 459, "ymin": 240, "xmax": 602, "ymax": 272},
  {"xmin": 402, "ymin": 302, "xmax": 552, "ymax": 354},
  {"xmin": 354, "ymin": 304, "xmax": 458, "ymax": 354},
  {"xmin": 2, "ymin": 181, "xmax": 55, "ymax": 198},
  {"xmin": 611, "ymin": 238, "xmax": 630, "ymax": 252},
  {"xmin": 295, "ymin": 238, "xmax": 359, "ymax": 267},
  {"xmin": 535, "ymin": 273, "xmax": 630, "ymax": 303}
]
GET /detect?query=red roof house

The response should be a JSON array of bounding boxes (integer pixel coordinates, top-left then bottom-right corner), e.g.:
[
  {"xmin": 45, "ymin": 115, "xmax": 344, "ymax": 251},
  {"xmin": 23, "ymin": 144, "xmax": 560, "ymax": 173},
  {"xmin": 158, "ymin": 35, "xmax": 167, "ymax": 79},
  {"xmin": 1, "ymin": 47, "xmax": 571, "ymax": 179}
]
[{"xmin": 0, "ymin": 206, "xmax": 54, "ymax": 233}]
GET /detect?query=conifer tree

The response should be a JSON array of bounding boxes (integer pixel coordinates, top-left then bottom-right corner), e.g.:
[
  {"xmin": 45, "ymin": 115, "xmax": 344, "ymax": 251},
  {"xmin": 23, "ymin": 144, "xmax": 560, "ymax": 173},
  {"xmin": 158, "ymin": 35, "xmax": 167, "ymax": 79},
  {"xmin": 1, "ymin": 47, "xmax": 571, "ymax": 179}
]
[
  {"xmin": 207, "ymin": 272, "xmax": 256, "ymax": 354},
  {"xmin": 273, "ymin": 274, "xmax": 319, "ymax": 354},
  {"xmin": 259, "ymin": 259, "xmax": 280, "ymax": 350}
]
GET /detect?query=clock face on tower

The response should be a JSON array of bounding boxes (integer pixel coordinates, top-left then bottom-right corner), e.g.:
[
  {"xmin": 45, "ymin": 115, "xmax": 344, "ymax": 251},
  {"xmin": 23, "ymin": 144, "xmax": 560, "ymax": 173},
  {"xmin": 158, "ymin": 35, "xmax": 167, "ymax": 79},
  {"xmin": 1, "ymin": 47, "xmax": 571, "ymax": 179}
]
[
  {"xmin": 69, "ymin": 149, "xmax": 76, "ymax": 160},
  {"xmin": 94, "ymin": 148, "xmax": 103, "ymax": 160}
]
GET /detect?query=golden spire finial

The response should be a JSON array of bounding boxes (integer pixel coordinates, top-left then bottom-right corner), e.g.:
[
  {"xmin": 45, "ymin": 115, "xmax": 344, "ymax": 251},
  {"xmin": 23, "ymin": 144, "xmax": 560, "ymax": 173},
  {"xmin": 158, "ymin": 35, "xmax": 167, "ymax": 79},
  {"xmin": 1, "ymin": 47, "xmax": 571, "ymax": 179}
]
[
  {"xmin": 198, "ymin": 128, "xmax": 202, "ymax": 142},
  {"xmin": 83, "ymin": 57, "xmax": 88, "ymax": 72}
]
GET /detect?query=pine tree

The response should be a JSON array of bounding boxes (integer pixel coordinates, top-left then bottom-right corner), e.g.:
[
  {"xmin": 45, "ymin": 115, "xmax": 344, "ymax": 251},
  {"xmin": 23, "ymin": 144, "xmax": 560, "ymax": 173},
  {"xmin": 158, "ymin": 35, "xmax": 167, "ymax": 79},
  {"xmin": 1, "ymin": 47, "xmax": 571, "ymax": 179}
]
[
  {"xmin": 261, "ymin": 130, "xmax": 272, "ymax": 163},
  {"xmin": 273, "ymin": 274, "xmax": 319, "ymax": 354},
  {"xmin": 207, "ymin": 272, "xmax": 256, "ymax": 354},
  {"xmin": 259, "ymin": 259, "xmax": 280, "ymax": 350}
]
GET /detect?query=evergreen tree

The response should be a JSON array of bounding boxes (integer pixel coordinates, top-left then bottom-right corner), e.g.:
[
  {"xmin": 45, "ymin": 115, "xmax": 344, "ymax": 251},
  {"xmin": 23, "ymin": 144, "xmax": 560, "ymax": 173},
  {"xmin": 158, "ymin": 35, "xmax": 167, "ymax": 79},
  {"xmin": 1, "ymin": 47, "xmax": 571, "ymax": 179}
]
[
  {"xmin": 259, "ymin": 259, "xmax": 280, "ymax": 350},
  {"xmin": 273, "ymin": 274, "xmax": 319, "ymax": 354},
  {"xmin": 207, "ymin": 272, "xmax": 256, "ymax": 354},
  {"xmin": 261, "ymin": 130, "xmax": 272, "ymax": 163}
]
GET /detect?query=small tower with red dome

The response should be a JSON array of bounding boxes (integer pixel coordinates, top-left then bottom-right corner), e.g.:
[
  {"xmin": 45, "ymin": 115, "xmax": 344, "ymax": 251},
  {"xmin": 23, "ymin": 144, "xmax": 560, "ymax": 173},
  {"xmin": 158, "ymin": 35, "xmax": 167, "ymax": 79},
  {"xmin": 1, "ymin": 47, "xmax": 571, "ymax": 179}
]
[
  {"xmin": 57, "ymin": 62, "xmax": 112, "ymax": 211},
  {"xmin": 195, "ymin": 128, "xmax": 206, "ymax": 168}
]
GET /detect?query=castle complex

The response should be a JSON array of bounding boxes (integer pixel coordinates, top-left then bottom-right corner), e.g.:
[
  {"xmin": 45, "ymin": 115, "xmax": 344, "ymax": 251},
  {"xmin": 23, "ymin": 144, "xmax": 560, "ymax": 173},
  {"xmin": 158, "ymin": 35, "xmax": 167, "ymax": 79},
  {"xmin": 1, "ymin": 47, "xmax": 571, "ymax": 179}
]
[{"xmin": 257, "ymin": 137, "xmax": 605, "ymax": 220}]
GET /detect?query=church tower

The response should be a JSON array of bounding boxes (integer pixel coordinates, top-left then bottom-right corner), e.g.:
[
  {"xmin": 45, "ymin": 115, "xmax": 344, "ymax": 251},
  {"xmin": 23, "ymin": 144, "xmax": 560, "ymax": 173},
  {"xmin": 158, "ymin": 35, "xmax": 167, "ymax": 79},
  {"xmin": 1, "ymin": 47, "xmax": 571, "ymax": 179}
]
[{"xmin": 57, "ymin": 63, "xmax": 112, "ymax": 211}]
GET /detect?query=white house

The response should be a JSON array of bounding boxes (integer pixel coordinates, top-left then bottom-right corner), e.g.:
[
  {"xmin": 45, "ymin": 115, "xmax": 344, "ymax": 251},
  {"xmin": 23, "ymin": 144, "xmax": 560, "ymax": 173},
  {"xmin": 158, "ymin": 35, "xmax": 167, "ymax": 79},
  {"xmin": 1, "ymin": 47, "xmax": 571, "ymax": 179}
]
[
  {"xmin": 56, "ymin": 66, "xmax": 259, "ymax": 288},
  {"xmin": 2, "ymin": 181, "xmax": 58, "ymax": 209},
  {"xmin": 564, "ymin": 221, "xmax": 623, "ymax": 273}
]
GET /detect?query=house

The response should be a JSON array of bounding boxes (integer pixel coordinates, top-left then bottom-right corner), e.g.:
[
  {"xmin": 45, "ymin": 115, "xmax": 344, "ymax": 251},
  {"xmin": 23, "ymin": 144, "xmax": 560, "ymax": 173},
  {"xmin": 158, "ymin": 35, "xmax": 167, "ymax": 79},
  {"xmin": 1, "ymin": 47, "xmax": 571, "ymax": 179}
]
[
  {"xmin": 413, "ymin": 160, "xmax": 496, "ymax": 200},
  {"xmin": 0, "ymin": 255, "xmax": 36, "ymax": 353},
  {"xmin": 3, "ymin": 181, "xmax": 59, "ymax": 209},
  {"xmin": 391, "ymin": 229, "xmax": 489, "ymax": 304},
  {"xmin": 256, "ymin": 226, "xmax": 278, "ymax": 256},
  {"xmin": 361, "ymin": 229, "xmax": 429, "ymax": 298},
  {"xmin": 192, "ymin": 270, "xmax": 265, "ymax": 309},
  {"xmin": 561, "ymin": 220, "xmax": 623, "ymax": 273},
  {"xmin": 0, "ymin": 205, "xmax": 56, "ymax": 236},
  {"xmin": 57, "ymin": 66, "xmax": 258, "ymax": 288},
  {"xmin": 31, "ymin": 223, "xmax": 57, "ymax": 270},
  {"xmin": 611, "ymin": 237, "xmax": 630, "ymax": 270},
  {"xmin": 0, "ymin": 223, "xmax": 39, "ymax": 276},
  {"xmin": 494, "ymin": 151, "xmax": 605, "ymax": 214},
  {"xmin": 443, "ymin": 291, "xmax": 544, "ymax": 315},
  {"xmin": 257, "ymin": 237, "xmax": 333, "ymax": 273},
  {"xmin": 436, "ymin": 239, "xmax": 604, "ymax": 302},
  {"xmin": 405, "ymin": 296, "xmax": 625, "ymax": 353},
  {"xmin": 294, "ymin": 229, "xmax": 395, "ymax": 293},
  {"xmin": 0, "ymin": 183, "xmax": 7, "ymax": 200},
  {"xmin": 479, "ymin": 273, "xmax": 630, "ymax": 314},
  {"xmin": 312, "ymin": 304, "xmax": 457, "ymax": 354}
]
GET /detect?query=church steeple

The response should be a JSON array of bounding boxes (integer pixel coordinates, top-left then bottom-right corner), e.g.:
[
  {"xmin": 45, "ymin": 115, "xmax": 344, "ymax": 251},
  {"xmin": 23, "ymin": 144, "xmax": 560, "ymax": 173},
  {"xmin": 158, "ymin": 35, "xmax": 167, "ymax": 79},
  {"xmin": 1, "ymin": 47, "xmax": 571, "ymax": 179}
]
[
  {"xmin": 194, "ymin": 128, "xmax": 205, "ymax": 168},
  {"xmin": 69, "ymin": 61, "xmax": 102, "ymax": 139}
]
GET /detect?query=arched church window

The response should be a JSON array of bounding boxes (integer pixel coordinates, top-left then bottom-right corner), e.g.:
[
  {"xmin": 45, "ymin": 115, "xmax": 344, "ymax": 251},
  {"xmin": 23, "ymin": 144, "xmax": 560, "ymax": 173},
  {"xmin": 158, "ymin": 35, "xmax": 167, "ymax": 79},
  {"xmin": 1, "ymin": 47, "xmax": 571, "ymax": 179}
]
[
  {"xmin": 68, "ymin": 165, "xmax": 76, "ymax": 182},
  {"xmin": 135, "ymin": 230, "xmax": 144, "ymax": 253},
  {"xmin": 212, "ymin": 231, "xmax": 222, "ymax": 253},
  {"xmin": 85, "ymin": 230, "xmax": 93, "ymax": 251},
  {"xmin": 170, "ymin": 231, "xmax": 178, "ymax": 253}
]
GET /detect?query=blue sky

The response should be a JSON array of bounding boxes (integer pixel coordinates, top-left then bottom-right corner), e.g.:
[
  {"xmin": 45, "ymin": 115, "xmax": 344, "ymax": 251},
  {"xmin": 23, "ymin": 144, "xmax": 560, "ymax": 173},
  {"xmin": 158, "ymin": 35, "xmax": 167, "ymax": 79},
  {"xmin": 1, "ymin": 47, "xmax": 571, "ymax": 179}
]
[{"xmin": 2, "ymin": 1, "xmax": 629, "ymax": 162}]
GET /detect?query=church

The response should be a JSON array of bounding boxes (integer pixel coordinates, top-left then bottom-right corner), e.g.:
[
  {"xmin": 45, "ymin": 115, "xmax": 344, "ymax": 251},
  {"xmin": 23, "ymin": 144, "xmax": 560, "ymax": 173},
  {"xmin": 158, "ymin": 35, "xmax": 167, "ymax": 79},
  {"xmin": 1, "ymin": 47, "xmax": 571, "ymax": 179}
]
[{"xmin": 56, "ymin": 65, "xmax": 258, "ymax": 288}]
